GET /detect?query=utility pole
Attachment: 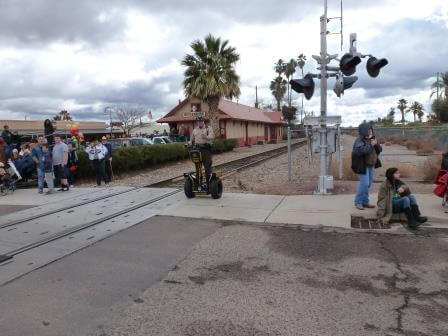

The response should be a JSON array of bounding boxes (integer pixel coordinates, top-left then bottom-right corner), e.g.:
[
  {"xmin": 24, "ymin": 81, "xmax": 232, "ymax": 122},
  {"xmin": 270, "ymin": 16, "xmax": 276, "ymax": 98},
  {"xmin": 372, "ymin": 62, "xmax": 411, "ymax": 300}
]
[
  {"xmin": 104, "ymin": 106, "xmax": 113, "ymax": 138},
  {"xmin": 255, "ymin": 85, "xmax": 259, "ymax": 108},
  {"xmin": 437, "ymin": 72, "xmax": 440, "ymax": 100},
  {"xmin": 318, "ymin": 0, "xmax": 329, "ymax": 194}
]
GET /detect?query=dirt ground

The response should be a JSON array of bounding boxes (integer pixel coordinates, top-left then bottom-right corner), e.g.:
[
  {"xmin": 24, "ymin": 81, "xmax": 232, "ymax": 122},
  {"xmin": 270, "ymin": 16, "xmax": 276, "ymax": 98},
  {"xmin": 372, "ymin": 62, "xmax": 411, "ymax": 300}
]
[{"xmin": 223, "ymin": 135, "xmax": 437, "ymax": 195}]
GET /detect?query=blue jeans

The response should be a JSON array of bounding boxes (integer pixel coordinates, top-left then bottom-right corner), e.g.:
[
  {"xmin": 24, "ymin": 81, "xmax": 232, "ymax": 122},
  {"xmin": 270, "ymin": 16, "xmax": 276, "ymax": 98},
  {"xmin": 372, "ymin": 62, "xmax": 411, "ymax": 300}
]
[
  {"xmin": 37, "ymin": 167, "xmax": 45, "ymax": 190},
  {"xmin": 355, "ymin": 166, "xmax": 374, "ymax": 206},
  {"xmin": 392, "ymin": 195, "xmax": 417, "ymax": 213}
]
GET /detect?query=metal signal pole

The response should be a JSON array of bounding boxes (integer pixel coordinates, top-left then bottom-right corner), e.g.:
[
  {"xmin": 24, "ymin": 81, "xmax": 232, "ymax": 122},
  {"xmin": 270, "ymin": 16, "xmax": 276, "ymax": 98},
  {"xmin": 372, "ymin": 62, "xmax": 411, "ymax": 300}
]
[{"xmin": 317, "ymin": 0, "xmax": 330, "ymax": 194}]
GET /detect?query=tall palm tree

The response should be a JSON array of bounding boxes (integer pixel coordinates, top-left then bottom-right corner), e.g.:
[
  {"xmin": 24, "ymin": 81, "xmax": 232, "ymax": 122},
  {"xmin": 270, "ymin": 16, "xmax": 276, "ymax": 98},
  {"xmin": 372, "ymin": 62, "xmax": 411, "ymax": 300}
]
[
  {"xmin": 182, "ymin": 34, "xmax": 240, "ymax": 136},
  {"xmin": 397, "ymin": 98, "xmax": 408, "ymax": 123},
  {"xmin": 297, "ymin": 53, "xmax": 307, "ymax": 123},
  {"xmin": 284, "ymin": 59, "xmax": 297, "ymax": 107},
  {"xmin": 431, "ymin": 72, "xmax": 448, "ymax": 100},
  {"xmin": 408, "ymin": 101, "xmax": 424, "ymax": 122},
  {"xmin": 270, "ymin": 76, "xmax": 287, "ymax": 112},
  {"xmin": 274, "ymin": 59, "xmax": 286, "ymax": 76}
]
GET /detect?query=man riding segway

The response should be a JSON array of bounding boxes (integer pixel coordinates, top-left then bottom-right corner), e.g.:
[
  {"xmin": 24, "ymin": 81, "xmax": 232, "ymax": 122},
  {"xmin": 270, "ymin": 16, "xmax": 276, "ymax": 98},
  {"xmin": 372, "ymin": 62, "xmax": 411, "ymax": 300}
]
[
  {"xmin": 184, "ymin": 115, "xmax": 223, "ymax": 199},
  {"xmin": 190, "ymin": 116, "xmax": 214, "ymax": 186}
]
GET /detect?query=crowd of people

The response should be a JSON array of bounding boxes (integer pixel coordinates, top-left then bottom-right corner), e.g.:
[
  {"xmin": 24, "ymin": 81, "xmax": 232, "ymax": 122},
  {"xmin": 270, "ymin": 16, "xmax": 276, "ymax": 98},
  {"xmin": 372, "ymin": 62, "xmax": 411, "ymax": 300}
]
[{"xmin": 0, "ymin": 122, "xmax": 114, "ymax": 195}]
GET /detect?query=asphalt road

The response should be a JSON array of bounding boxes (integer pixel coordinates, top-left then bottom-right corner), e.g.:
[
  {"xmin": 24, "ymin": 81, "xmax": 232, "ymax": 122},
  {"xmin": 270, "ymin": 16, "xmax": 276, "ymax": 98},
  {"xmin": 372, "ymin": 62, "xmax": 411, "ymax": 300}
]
[
  {"xmin": 0, "ymin": 216, "xmax": 220, "ymax": 336},
  {"xmin": 99, "ymin": 219, "xmax": 448, "ymax": 336},
  {"xmin": 1, "ymin": 216, "xmax": 447, "ymax": 336}
]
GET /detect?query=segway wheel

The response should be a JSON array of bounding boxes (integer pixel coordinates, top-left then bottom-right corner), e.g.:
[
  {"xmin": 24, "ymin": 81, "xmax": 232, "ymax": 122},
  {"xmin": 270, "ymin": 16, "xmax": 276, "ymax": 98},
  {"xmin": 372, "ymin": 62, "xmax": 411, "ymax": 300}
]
[
  {"xmin": 184, "ymin": 178, "xmax": 195, "ymax": 198},
  {"xmin": 210, "ymin": 178, "xmax": 223, "ymax": 199}
]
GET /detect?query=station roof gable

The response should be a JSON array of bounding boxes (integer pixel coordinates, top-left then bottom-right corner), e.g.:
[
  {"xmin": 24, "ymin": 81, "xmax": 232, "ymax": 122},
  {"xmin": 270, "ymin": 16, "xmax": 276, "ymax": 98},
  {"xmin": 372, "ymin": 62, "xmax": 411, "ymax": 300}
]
[{"xmin": 158, "ymin": 99, "xmax": 285, "ymax": 125}]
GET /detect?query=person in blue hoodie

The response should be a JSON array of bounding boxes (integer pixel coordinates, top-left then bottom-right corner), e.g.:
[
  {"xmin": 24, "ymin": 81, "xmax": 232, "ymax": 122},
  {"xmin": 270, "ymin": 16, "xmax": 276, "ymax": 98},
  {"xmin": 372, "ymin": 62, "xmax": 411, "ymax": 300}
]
[{"xmin": 351, "ymin": 122, "xmax": 382, "ymax": 210}]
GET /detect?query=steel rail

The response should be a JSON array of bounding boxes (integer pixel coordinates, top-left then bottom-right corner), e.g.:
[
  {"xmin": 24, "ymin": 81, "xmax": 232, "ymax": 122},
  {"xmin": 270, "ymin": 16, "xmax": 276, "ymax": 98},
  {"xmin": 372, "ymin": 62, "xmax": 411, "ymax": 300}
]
[
  {"xmin": 150, "ymin": 139, "xmax": 307, "ymax": 188},
  {"xmin": 2, "ymin": 190, "xmax": 181, "ymax": 259}
]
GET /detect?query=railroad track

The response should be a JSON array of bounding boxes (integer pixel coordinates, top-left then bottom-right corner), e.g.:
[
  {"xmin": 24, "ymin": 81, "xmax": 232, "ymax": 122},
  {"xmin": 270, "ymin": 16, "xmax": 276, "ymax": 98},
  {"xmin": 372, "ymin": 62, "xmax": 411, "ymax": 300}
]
[
  {"xmin": 149, "ymin": 139, "xmax": 307, "ymax": 188},
  {"xmin": 0, "ymin": 140, "xmax": 306, "ymax": 268}
]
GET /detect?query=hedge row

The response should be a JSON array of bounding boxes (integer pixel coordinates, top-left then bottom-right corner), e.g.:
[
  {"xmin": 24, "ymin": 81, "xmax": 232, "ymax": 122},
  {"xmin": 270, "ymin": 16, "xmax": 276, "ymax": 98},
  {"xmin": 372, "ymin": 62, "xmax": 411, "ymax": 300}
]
[{"xmin": 77, "ymin": 138, "xmax": 238, "ymax": 178}]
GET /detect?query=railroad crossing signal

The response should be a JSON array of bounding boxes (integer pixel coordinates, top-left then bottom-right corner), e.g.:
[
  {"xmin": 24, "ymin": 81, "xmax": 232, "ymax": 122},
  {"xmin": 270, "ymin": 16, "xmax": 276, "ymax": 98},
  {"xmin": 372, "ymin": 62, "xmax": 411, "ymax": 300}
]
[
  {"xmin": 290, "ymin": 73, "xmax": 315, "ymax": 100},
  {"xmin": 339, "ymin": 53, "xmax": 361, "ymax": 76},
  {"xmin": 333, "ymin": 74, "xmax": 358, "ymax": 98},
  {"xmin": 366, "ymin": 56, "xmax": 389, "ymax": 78}
]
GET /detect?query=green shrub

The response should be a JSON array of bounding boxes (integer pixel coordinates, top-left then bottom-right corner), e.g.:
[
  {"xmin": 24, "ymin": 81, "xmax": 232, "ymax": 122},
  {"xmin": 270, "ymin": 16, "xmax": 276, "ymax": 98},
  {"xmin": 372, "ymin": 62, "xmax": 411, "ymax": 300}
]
[{"xmin": 77, "ymin": 140, "xmax": 237, "ymax": 179}]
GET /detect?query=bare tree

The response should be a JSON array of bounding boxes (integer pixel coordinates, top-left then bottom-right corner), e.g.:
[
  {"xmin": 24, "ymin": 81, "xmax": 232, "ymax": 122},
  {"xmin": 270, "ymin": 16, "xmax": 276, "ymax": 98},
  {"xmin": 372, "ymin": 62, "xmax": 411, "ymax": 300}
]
[{"xmin": 113, "ymin": 104, "xmax": 147, "ymax": 136}]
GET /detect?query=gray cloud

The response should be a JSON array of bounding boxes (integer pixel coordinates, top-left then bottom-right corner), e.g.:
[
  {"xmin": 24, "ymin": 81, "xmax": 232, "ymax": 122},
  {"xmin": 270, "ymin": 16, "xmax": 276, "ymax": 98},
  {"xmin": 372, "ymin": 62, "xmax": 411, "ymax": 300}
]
[
  {"xmin": 0, "ymin": 0, "xmax": 128, "ymax": 46},
  {"xmin": 356, "ymin": 18, "xmax": 448, "ymax": 98},
  {"xmin": 0, "ymin": 0, "xmax": 387, "ymax": 46},
  {"xmin": 0, "ymin": 0, "xmax": 444, "ymax": 124}
]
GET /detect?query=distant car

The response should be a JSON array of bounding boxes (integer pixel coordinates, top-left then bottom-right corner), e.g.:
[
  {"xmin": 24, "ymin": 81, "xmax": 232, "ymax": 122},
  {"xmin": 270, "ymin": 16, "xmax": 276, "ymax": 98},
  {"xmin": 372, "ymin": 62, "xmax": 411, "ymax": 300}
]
[
  {"xmin": 129, "ymin": 138, "xmax": 153, "ymax": 146},
  {"xmin": 150, "ymin": 136, "xmax": 173, "ymax": 145},
  {"xmin": 108, "ymin": 138, "xmax": 152, "ymax": 148}
]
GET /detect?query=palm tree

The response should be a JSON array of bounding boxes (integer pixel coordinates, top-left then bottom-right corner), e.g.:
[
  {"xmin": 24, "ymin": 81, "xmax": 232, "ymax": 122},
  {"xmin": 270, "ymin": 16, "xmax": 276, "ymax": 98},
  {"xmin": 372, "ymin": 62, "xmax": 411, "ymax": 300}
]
[
  {"xmin": 431, "ymin": 72, "xmax": 448, "ymax": 100},
  {"xmin": 274, "ymin": 59, "xmax": 286, "ymax": 76},
  {"xmin": 270, "ymin": 76, "xmax": 287, "ymax": 111},
  {"xmin": 417, "ymin": 108, "xmax": 425, "ymax": 122},
  {"xmin": 387, "ymin": 107, "xmax": 395, "ymax": 122},
  {"xmin": 284, "ymin": 59, "xmax": 297, "ymax": 107},
  {"xmin": 297, "ymin": 53, "xmax": 307, "ymax": 123},
  {"xmin": 53, "ymin": 110, "xmax": 72, "ymax": 121},
  {"xmin": 397, "ymin": 98, "xmax": 408, "ymax": 123},
  {"xmin": 182, "ymin": 34, "xmax": 240, "ymax": 136},
  {"xmin": 408, "ymin": 101, "xmax": 424, "ymax": 122}
]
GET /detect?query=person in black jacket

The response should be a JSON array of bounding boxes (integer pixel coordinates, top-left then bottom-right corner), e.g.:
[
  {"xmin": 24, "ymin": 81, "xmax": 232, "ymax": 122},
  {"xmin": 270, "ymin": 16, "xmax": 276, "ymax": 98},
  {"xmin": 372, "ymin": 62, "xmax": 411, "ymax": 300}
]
[
  {"xmin": 101, "ymin": 136, "xmax": 113, "ymax": 183},
  {"xmin": 44, "ymin": 119, "xmax": 55, "ymax": 147},
  {"xmin": 351, "ymin": 122, "xmax": 382, "ymax": 210}
]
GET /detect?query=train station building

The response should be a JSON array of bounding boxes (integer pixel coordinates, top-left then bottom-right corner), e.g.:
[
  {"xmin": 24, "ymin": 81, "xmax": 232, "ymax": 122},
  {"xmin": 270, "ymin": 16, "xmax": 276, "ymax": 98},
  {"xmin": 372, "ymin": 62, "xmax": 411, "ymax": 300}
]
[{"xmin": 157, "ymin": 98, "xmax": 286, "ymax": 146}]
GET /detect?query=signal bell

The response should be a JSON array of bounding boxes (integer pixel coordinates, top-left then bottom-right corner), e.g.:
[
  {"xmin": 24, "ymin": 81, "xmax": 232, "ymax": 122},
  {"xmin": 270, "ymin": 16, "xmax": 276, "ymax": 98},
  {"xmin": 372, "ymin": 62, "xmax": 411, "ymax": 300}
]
[
  {"xmin": 290, "ymin": 73, "xmax": 315, "ymax": 100},
  {"xmin": 339, "ymin": 53, "xmax": 361, "ymax": 76},
  {"xmin": 366, "ymin": 57, "xmax": 388, "ymax": 78}
]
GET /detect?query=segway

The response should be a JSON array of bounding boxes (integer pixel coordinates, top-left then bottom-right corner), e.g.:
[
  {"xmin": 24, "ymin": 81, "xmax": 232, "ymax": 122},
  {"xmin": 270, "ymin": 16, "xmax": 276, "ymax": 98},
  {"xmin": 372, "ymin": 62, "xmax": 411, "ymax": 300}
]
[{"xmin": 184, "ymin": 145, "xmax": 223, "ymax": 199}]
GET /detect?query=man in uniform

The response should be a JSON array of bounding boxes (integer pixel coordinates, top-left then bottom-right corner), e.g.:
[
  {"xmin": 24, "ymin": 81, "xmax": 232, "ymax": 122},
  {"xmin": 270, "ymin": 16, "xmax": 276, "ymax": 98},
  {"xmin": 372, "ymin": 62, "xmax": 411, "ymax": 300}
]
[{"xmin": 190, "ymin": 117, "xmax": 215, "ymax": 186}]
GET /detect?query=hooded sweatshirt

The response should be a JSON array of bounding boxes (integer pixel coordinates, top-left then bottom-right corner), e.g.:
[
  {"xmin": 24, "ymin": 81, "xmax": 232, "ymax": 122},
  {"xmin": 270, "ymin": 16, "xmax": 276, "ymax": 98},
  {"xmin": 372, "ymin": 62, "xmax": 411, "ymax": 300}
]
[{"xmin": 351, "ymin": 123, "xmax": 373, "ymax": 175}]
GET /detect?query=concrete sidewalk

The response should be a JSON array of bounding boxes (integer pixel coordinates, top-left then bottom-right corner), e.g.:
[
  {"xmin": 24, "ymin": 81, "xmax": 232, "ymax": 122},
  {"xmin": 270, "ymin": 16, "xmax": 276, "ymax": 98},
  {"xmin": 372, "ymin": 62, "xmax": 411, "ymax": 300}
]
[
  {"xmin": 160, "ymin": 192, "xmax": 448, "ymax": 229},
  {"xmin": 2, "ymin": 188, "xmax": 447, "ymax": 230}
]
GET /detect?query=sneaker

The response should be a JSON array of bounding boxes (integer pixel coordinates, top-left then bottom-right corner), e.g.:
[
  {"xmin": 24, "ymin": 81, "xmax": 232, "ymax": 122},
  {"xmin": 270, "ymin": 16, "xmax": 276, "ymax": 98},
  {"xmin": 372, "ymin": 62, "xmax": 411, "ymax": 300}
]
[
  {"xmin": 38, "ymin": 189, "xmax": 44, "ymax": 194},
  {"xmin": 45, "ymin": 189, "xmax": 55, "ymax": 195},
  {"xmin": 69, "ymin": 185, "xmax": 74, "ymax": 188},
  {"xmin": 355, "ymin": 204, "xmax": 364, "ymax": 210},
  {"xmin": 58, "ymin": 188, "xmax": 65, "ymax": 192}
]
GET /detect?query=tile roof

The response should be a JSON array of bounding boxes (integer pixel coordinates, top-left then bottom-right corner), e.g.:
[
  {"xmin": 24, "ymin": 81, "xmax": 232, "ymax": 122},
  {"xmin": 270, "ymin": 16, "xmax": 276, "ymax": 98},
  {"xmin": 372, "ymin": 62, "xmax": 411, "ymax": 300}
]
[{"xmin": 158, "ymin": 99, "xmax": 286, "ymax": 125}]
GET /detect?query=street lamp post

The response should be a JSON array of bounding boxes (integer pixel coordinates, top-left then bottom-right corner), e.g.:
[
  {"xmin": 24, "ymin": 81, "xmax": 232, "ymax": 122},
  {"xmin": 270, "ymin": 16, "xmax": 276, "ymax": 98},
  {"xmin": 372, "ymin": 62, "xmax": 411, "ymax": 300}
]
[{"xmin": 104, "ymin": 106, "xmax": 113, "ymax": 138}]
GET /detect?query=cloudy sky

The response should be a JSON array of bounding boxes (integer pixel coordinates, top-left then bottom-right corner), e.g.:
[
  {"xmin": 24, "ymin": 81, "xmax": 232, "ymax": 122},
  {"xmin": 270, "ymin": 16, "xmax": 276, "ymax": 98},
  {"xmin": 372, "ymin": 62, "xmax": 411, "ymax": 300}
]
[{"xmin": 0, "ymin": 0, "xmax": 447, "ymax": 126}]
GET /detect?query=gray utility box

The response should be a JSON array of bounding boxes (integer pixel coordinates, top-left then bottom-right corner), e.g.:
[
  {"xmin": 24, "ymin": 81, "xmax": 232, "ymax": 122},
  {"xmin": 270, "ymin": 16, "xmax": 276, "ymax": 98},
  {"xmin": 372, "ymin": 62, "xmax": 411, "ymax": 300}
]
[{"xmin": 310, "ymin": 127, "xmax": 338, "ymax": 154}]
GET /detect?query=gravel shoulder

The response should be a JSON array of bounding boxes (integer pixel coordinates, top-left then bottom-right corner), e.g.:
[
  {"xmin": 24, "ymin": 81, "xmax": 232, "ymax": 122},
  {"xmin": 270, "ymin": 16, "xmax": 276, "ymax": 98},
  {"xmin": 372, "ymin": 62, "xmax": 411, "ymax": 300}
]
[
  {"xmin": 77, "ymin": 142, "xmax": 293, "ymax": 187},
  {"xmin": 222, "ymin": 135, "xmax": 435, "ymax": 195},
  {"xmin": 78, "ymin": 136, "xmax": 436, "ymax": 195}
]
